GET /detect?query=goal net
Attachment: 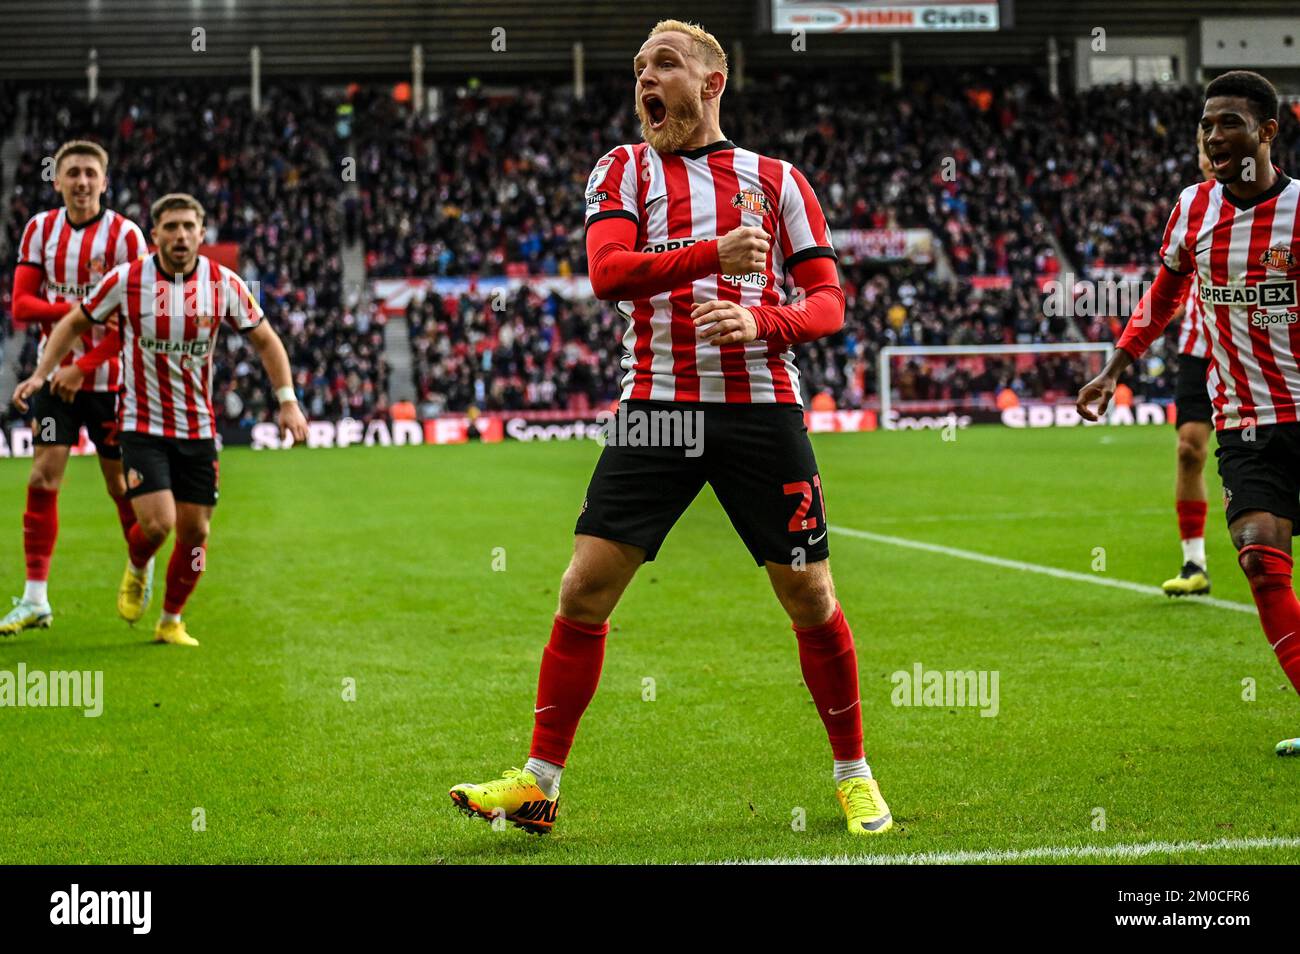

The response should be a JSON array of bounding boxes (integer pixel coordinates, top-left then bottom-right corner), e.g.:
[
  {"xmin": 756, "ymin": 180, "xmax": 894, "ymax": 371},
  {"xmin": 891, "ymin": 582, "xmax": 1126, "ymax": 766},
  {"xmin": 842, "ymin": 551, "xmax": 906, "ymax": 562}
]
[{"xmin": 877, "ymin": 343, "xmax": 1113, "ymax": 429}]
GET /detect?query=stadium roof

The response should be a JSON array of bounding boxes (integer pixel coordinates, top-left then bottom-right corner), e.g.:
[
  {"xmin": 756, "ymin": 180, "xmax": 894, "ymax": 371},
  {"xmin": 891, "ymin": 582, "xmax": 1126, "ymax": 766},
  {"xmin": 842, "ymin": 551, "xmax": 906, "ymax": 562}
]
[{"xmin": 0, "ymin": 0, "xmax": 1296, "ymax": 81}]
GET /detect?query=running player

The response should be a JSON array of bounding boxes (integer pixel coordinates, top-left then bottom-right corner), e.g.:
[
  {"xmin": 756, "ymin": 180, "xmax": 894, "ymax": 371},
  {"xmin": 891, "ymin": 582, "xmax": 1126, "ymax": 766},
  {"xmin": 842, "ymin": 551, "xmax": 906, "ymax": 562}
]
[
  {"xmin": 450, "ymin": 20, "xmax": 892, "ymax": 835},
  {"xmin": 12, "ymin": 193, "xmax": 309, "ymax": 645},
  {"xmin": 2, "ymin": 140, "xmax": 146, "ymax": 637},
  {"xmin": 1078, "ymin": 71, "xmax": 1300, "ymax": 755}
]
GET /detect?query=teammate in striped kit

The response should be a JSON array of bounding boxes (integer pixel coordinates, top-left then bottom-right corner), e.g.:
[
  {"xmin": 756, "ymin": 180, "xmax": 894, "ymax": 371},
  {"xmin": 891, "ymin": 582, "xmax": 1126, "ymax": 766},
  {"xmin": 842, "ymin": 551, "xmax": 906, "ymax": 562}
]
[
  {"xmin": 13, "ymin": 193, "xmax": 308, "ymax": 646},
  {"xmin": 451, "ymin": 20, "xmax": 892, "ymax": 836},
  {"xmin": 1078, "ymin": 71, "xmax": 1300, "ymax": 755},
  {"xmin": 1162, "ymin": 128, "xmax": 1216, "ymax": 597},
  {"xmin": 1, "ymin": 140, "xmax": 146, "ymax": 637}
]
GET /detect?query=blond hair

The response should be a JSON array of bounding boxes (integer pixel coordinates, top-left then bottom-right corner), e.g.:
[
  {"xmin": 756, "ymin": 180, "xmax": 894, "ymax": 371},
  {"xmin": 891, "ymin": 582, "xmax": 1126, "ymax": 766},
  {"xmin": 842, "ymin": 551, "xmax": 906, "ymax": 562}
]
[
  {"xmin": 54, "ymin": 139, "xmax": 109, "ymax": 173},
  {"xmin": 150, "ymin": 192, "xmax": 205, "ymax": 224},
  {"xmin": 648, "ymin": 19, "xmax": 728, "ymax": 78}
]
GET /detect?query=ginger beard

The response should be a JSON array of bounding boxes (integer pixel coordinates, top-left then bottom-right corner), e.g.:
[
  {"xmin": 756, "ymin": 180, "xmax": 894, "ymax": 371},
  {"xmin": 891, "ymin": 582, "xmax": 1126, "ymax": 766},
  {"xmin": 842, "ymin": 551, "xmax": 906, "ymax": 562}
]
[{"xmin": 637, "ymin": 84, "xmax": 704, "ymax": 154}]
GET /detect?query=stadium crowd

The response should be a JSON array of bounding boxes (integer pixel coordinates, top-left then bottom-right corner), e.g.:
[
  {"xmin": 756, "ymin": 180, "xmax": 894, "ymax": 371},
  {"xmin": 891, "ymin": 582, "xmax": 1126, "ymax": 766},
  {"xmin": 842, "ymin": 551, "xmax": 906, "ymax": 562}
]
[{"xmin": 8, "ymin": 71, "xmax": 1289, "ymax": 425}]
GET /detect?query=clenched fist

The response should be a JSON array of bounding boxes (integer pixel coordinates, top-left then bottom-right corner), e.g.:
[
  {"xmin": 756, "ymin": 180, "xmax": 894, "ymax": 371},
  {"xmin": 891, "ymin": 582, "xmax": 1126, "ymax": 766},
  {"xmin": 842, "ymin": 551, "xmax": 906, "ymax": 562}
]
[{"xmin": 717, "ymin": 226, "xmax": 769, "ymax": 277}]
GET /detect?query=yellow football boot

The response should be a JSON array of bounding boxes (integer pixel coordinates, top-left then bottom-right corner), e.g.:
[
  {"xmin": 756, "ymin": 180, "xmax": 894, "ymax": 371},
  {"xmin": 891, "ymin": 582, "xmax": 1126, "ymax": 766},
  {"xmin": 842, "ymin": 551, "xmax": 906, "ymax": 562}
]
[
  {"xmin": 450, "ymin": 768, "xmax": 558, "ymax": 834},
  {"xmin": 117, "ymin": 558, "xmax": 154, "ymax": 623},
  {"xmin": 154, "ymin": 618, "xmax": 199, "ymax": 646},
  {"xmin": 1162, "ymin": 561, "xmax": 1210, "ymax": 597},
  {"xmin": 837, "ymin": 776, "xmax": 894, "ymax": 835}
]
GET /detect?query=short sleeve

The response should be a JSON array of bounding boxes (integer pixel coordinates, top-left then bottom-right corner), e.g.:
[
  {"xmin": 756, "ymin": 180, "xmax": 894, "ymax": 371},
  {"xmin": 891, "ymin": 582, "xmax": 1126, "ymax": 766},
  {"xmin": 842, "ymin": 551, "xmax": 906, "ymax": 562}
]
[
  {"xmin": 16, "ymin": 215, "xmax": 44, "ymax": 268},
  {"xmin": 117, "ymin": 220, "xmax": 147, "ymax": 264},
  {"xmin": 584, "ymin": 146, "xmax": 640, "ymax": 226},
  {"xmin": 221, "ymin": 270, "xmax": 264, "ymax": 331},
  {"xmin": 779, "ymin": 165, "xmax": 837, "ymax": 269},
  {"xmin": 81, "ymin": 265, "xmax": 127, "ymax": 324},
  {"xmin": 1158, "ymin": 197, "xmax": 1194, "ymax": 275}
]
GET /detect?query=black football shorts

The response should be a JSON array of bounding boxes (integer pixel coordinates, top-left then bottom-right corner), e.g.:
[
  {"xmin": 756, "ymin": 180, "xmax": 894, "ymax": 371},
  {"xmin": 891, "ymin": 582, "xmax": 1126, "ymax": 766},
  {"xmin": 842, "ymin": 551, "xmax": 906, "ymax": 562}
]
[
  {"xmin": 29, "ymin": 383, "xmax": 122, "ymax": 460},
  {"xmin": 1215, "ymin": 423, "xmax": 1300, "ymax": 532},
  {"xmin": 1175, "ymin": 354, "xmax": 1213, "ymax": 426},
  {"xmin": 119, "ymin": 432, "xmax": 220, "ymax": 507},
  {"xmin": 575, "ymin": 400, "xmax": 830, "ymax": 566}
]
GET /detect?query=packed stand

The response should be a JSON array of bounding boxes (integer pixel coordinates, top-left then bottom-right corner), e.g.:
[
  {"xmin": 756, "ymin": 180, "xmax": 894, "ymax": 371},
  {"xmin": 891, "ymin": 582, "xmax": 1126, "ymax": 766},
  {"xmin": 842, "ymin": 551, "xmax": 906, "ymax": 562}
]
[{"xmin": 4, "ymin": 82, "xmax": 387, "ymax": 429}]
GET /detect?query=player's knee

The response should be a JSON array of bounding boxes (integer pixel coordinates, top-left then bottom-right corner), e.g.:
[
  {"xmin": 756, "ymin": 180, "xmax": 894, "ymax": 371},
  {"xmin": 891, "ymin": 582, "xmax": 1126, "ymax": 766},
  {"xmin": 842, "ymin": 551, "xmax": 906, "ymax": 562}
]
[
  {"xmin": 1176, "ymin": 436, "xmax": 1206, "ymax": 471},
  {"xmin": 558, "ymin": 564, "xmax": 617, "ymax": 623},
  {"xmin": 138, "ymin": 513, "xmax": 173, "ymax": 541},
  {"xmin": 178, "ymin": 524, "xmax": 209, "ymax": 548},
  {"xmin": 27, "ymin": 469, "xmax": 62, "ymax": 492},
  {"xmin": 776, "ymin": 570, "xmax": 837, "ymax": 627}
]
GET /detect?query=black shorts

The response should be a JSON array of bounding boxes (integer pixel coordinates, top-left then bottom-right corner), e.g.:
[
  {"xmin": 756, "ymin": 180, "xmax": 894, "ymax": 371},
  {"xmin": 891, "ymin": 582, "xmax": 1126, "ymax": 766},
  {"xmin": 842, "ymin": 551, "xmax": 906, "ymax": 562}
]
[
  {"xmin": 1175, "ymin": 354, "xmax": 1213, "ymax": 426},
  {"xmin": 119, "ymin": 433, "xmax": 220, "ymax": 507},
  {"xmin": 575, "ymin": 400, "xmax": 829, "ymax": 566},
  {"xmin": 1215, "ymin": 423, "xmax": 1300, "ymax": 531},
  {"xmin": 29, "ymin": 383, "xmax": 122, "ymax": 460}
]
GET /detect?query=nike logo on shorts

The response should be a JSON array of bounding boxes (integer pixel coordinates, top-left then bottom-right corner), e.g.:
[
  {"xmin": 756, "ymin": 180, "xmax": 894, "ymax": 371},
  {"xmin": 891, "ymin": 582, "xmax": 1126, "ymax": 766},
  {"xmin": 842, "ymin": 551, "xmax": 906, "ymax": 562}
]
[{"xmin": 809, "ymin": 530, "xmax": 828, "ymax": 545}]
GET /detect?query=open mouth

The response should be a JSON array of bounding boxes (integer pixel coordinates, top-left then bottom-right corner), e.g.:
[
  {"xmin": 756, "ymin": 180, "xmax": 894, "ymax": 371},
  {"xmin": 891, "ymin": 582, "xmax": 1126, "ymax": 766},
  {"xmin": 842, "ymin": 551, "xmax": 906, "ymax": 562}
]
[
  {"xmin": 643, "ymin": 94, "xmax": 667, "ymax": 129},
  {"xmin": 1209, "ymin": 149, "xmax": 1233, "ymax": 172}
]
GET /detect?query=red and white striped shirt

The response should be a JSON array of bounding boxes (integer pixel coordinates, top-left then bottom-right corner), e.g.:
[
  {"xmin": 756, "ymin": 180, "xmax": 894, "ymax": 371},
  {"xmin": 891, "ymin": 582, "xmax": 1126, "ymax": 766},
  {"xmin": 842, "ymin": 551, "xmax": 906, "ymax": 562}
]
[
  {"xmin": 585, "ymin": 140, "xmax": 836, "ymax": 405},
  {"xmin": 16, "ymin": 207, "xmax": 146, "ymax": 392},
  {"xmin": 81, "ymin": 255, "xmax": 263, "ymax": 440},
  {"xmin": 1176, "ymin": 273, "xmax": 1212, "ymax": 359},
  {"xmin": 1159, "ymin": 173, "xmax": 1300, "ymax": 429}
]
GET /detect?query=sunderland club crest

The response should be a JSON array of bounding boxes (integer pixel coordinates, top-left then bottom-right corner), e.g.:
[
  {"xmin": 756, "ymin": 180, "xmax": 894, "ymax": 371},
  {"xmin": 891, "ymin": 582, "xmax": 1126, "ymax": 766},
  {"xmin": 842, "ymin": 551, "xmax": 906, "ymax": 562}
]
[
  {"xmin": 731, "ymin": 189, "xmax": 770, "ymax": 215},
  {"xmin": 1260, "ymin": 244, "xmax": 1295, "ymax": 270}
]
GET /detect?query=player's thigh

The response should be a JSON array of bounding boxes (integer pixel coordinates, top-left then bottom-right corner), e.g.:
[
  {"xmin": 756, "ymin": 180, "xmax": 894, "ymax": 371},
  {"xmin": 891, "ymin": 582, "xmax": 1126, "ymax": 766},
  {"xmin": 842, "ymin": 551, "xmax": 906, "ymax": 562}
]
[
  {"xmin": 80, "ymin": 390, "xmax": 124, "ymax": 470},
  {"xmin": 707, "ymin": 404, "xmax": 830, "ymax": 568},
  {"xmin": 1174, "ymin": 355, "xmax": 1213, "ymax": 435},
  {"xmin": 130, "ymin": 490, "xmax": 177, "ymax": 538},
  {"xmin": 574, "ymin": 410, "xmax": 706, "ymax": 563},
  {"xmin": 119, "ymin": 433, "xmax": 174, "ymax": 502},
  {"xmin": 1216, "ymin": 424, "xmax": 1300, "ymax": 552},
  {"xmin": 170, "ymin": 439, "xmax": 221, "ymax": 510},
  {"xmin": 96, "ymin": 454, "xmax": 126, "ymax": 498},
  {"xmin": 29, "ymin": 443, "xmax": 72, "ymax": 489}
]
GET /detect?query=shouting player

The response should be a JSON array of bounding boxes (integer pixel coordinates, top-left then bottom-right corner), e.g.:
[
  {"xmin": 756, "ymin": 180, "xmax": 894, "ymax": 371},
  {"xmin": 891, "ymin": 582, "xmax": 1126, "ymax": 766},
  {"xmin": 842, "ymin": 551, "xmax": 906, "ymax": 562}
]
[
  {"xmin": 1, "ymin": 140, "xmax": 146, "ymax": 638},
  {"xmin": 1077, "ymin": 71, "xmax": 1300, "ymax": 755},
  {"xmin": 451, "ymin": 20, "xmax": 892, "ymax": 835},
  {"xmin": 1162, "ymin": 127, "xmax": 1216, "ymax": 597},
  {"xmin": 13, "ymin": 193, "xmax": 308, "ymax": 646}
]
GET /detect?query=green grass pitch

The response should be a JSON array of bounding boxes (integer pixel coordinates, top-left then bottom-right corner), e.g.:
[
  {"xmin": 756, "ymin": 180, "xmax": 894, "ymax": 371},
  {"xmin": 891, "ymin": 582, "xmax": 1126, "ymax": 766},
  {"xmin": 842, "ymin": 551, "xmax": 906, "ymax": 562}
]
[{"xmin": 1, "ymin": 424, "xmax": 1298, "ymax": 864}]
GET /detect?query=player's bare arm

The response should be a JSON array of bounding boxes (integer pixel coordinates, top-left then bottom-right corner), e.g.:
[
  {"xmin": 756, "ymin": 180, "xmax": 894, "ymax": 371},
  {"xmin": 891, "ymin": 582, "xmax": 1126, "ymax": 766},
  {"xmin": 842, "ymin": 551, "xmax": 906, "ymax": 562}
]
[
  {"xmin": 1076, "ymin": 348, "xmax": 1133, "ymax": 421},
  {"xmin": 246, "ymin": 319, "xmax": 309, "ymax": 443},
  {"xmin": 11, "ymin": 305, "xmax": 93, "ymax": 412}
]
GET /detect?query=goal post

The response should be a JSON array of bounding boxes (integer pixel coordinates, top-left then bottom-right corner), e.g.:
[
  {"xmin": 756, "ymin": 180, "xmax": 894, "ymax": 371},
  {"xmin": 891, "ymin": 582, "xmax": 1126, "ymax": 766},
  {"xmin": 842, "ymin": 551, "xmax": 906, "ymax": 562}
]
[{"xmin": 877, "ymin": 342, "xmax": 1114, "ymax": 429}]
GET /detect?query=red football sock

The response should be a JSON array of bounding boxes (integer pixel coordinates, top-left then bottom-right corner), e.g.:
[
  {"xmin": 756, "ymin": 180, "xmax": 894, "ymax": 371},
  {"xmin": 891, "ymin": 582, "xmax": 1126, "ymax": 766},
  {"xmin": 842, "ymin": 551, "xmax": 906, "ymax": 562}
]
[
  {"xmin": 126, "ymin": 522, "xmax": 164, "ymax": 570},
  {"xmin": 1239, "ymin": 545, "xmax": 1300, "ymax": 694},
  {"xmin": 111, "ymin": 493, "xmax": 137, "ymax": 539},
  {"xmin": 1176, "ymin": 499, "xmax": 1207, "ymax": 542},
  {"xmin": 529, "ymin": 615, "xmax": 608, "ymax": 767},
  {"xmin": 22, "ymin": 487, "xmax": 59, "ymax": 582},
  {"xmin": 163, "ymin": 539, "xmax": 205, "ymax": 615},
  {"xmin": 793, "ymin": 602, "xmax": 865, "ymax": 761}
]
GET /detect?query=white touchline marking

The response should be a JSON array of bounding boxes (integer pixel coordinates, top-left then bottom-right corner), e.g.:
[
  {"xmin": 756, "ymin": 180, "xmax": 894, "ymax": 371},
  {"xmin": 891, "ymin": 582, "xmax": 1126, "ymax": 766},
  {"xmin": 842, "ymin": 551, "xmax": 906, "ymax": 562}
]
[
  {"xmin": 722, "ymin": 835, "xmax": 1300, "ymax": 866},
  {"xmin": 831, "ymin": 526, "xmax": 1256, "ymax": 615},
  {"xmin": 864, "ymin": 507, "xmax": 1168, "ymax": 525}
]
